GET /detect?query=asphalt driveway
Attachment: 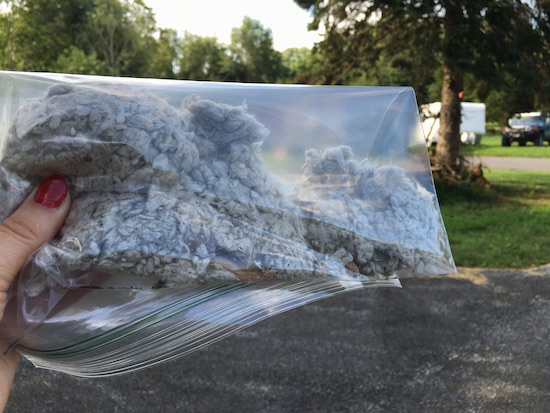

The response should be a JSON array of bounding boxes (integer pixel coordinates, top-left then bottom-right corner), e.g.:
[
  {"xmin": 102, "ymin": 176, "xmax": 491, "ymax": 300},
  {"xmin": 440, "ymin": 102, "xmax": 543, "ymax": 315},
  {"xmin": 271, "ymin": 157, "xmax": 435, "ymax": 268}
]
[{"xmin": 6, "ymin": 266, "xmax": 550, "ymax": 413}]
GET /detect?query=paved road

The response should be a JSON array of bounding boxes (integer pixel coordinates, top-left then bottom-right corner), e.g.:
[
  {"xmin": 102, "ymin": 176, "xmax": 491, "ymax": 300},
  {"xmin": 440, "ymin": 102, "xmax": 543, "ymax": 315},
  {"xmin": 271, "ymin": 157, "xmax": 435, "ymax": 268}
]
[
  {"xmin": 6, "ymin": 266, "xmax": 550, "ymax": 413},
  {"xmin": 467, "ymin": 156, "xmax": 550, "ymax": 171}
]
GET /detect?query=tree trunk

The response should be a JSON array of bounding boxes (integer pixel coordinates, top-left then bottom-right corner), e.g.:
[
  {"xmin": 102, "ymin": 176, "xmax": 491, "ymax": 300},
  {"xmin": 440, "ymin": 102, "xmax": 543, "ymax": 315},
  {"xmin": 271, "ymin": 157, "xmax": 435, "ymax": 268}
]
[
  {"xmin": 436, "ymin": 61, "xmax": 463, "ymax": 168},
  {"xmin": 436, "ymin": 2, "xmax": 464, "ymax": 169}
]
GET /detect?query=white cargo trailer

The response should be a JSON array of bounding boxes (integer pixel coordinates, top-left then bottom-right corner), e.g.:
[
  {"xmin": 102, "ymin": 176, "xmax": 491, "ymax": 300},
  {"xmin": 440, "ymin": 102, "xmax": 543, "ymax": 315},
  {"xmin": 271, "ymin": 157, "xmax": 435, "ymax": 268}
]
[{"xmin": 420, "ymin": 102, "xmax": 486, "ymax": 145}]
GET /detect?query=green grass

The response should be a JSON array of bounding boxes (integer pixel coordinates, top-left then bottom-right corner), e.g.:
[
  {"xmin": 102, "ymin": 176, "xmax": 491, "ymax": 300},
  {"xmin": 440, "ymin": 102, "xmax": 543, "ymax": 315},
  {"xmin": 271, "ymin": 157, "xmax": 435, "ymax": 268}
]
[
  {"xmin": 436, "ymin": 169, "xmax": 550, "ymax": 268},
  {"xmin": 461, "ymin": 133, "xmax": 550, "ymax": 158}
]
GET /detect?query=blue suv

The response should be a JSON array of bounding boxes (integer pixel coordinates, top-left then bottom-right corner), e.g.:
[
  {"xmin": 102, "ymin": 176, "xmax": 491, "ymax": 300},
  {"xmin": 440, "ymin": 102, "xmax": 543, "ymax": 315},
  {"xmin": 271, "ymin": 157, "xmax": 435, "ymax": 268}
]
[{"xmin": 501, "ymin": 112, "xmax": 550, "ymax": 146}]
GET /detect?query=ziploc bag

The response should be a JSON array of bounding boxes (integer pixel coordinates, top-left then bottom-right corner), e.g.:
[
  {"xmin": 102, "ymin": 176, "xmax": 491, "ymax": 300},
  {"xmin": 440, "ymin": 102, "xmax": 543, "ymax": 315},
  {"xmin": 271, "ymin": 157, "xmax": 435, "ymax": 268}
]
[{"xmin": 0, "ymin": 71, "xmax": 455, "ymax": 376}]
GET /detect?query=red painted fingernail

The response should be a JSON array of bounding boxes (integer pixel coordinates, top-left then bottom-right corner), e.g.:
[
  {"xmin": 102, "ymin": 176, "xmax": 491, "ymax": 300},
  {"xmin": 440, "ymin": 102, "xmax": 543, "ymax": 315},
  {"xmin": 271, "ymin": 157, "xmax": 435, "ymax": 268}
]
[{"xmin": 34, "ymin": 176, "xmax": 68, "ymax": 208}]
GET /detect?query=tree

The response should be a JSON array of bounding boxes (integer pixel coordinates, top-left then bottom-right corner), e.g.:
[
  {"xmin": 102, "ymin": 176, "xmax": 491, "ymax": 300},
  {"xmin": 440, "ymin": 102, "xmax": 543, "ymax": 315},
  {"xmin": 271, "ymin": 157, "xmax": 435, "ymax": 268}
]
[
  {"xmin": 177, "ymin": 32, "xmax": 226, "ymax": 81},
  {"xmin": 225, "ymin": 16, "xmax": 283, "ymax": 83},
  {"xmin": 81, "ymin": 0, "xmax": 156, "ymax": 76},
  {"xmin": 0, "ymin": 0, "xmax": 19, "ymax": 70},
  {"xmin": 11, "ymin": 0, "xmax": 94, "ymax": 71},
  {"xmin": 295, "ymin": 1, "xmax": 550, "ymax": 169},
  {"xmin": 143, "ymin": 28, "xmax": 179, "ymax": 79},
  {"xmin": 6, "ymin": 0, "xmax": 159, "ymax": 76},
  {"xmin": 281, "ymin": 47, "xmax": 325, "ymax": 83},
  {"xmin": 54, "ymin": 45, "xmax": 108, "ymax": 74}
]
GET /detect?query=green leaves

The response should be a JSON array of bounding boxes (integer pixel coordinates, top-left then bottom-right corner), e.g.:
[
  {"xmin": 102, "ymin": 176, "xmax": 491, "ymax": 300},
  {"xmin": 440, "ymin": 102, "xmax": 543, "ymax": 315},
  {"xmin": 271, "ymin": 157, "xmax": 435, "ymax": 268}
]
[
  {"xmin": 225, "ymin": 16, "xmax": 283, "ymax": 83},
  {"xmin": 0, "ymin": 5, "xmax": 289, "ymax": 83},
  {"xmin": 178, "ymin": 32, "xmax": 226, "ymax": 81}
]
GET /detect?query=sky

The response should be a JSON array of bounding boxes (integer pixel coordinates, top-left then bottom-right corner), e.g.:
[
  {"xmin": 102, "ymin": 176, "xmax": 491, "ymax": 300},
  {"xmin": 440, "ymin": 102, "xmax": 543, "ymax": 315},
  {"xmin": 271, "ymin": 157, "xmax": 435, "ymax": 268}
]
[{"xmin": 144, "ymin": 0, "xmax": 324, "ymax": 51}]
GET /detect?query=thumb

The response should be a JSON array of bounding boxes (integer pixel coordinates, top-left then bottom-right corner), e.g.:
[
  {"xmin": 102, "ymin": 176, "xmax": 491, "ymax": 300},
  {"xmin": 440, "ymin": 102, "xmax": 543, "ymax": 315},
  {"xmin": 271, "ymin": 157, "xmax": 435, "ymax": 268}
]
[{"xmin": 0, "ymin": 176, "xmax": 71, "ymax": 316}]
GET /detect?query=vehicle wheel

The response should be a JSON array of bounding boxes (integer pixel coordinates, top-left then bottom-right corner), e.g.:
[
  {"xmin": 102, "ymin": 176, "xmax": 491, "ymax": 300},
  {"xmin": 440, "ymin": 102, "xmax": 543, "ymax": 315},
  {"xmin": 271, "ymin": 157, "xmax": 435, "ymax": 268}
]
[
  {"xmin": 535, "ymin": 133, "xmax": 544, "ymax": 146},
  {"xmin": 519, "ymin": 138, "xmax": 527, "ymax": 146},
  {"xmin": 501, "ymin": 136, "xmax": 511, "ymax": 146}
]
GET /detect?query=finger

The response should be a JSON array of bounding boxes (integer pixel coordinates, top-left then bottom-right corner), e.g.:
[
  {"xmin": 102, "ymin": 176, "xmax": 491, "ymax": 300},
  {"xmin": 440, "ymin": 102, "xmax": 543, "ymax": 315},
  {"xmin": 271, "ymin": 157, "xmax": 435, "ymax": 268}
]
[
  {"xmin": 0, "ymin": 349, "xmax": 18, "ymax": 408},
  {"xmin": 0, "ymin": 176, "xmax": 71, "ymax": 303}
]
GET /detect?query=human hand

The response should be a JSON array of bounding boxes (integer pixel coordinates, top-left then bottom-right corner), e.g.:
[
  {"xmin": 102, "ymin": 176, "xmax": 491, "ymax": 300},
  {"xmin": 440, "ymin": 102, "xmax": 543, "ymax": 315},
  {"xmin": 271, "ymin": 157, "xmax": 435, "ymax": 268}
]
[{"xmin": 0, "ymin": 176, "xmax": 71, "ymax": 410}]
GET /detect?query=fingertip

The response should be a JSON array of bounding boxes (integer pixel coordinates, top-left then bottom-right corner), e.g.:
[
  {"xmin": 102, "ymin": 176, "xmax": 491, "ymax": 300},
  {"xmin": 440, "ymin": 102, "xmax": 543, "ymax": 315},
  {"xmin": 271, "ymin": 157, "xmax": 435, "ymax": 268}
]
[
  {"xmin": 33, "ymin": 176, "xmax": 68, "ymax": 209},
  {"xmin": 0, "ymin": 176, "xmax": 71, "ymax": 284}
]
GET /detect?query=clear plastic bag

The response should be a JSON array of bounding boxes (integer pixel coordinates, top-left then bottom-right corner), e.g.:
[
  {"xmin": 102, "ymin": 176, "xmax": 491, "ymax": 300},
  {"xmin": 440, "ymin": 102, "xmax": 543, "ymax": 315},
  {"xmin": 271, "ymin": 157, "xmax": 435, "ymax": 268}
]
[{"xmin": 0, "ymin": 71, "xmax": 455, "ymax": 376}]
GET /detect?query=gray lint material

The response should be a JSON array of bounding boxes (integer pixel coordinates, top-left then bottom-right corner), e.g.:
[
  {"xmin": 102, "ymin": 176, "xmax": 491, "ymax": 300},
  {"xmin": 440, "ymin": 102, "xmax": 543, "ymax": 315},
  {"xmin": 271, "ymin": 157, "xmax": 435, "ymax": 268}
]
[
  {"xmin": 288, "ymin": 146, "xmax": 450, "ymax": 276},
  {"xmin": 0, "ymin": 84, "xmax": 452, "ymax": 294}
]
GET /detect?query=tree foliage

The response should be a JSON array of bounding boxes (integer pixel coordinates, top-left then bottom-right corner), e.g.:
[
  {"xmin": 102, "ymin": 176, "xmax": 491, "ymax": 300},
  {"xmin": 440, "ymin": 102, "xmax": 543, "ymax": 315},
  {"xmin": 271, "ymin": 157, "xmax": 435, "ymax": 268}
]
[
  {"xmin": 54, "ymin": 45, "xmax": 107, "ymax": 74},
  {"xmin": 0, "ymin": 0, "xmax": 18, "ymax": 70},
  {"xmin": 224, "ymin": 16, "xmax": 283, "ymax": 83},
  {"xmin": 80, "ymin": 0, "xmax": 156, "ymax": 76},
  {"xmin": 12, "ymin": 0, "xmax": 94, "ymax": 71},
  {"xmin": 281, "ymin": 46, "xmax": 326, "ymax": 84},
  {"xmin": 0, "ymin": 5, "xmax": 287, "ymax": 83},
  {"xmin": 177, "ymin": 32, "xmax": 226, "ymax": 81},
  {"xmin": 142, "ymin": 28, "xmax": 178, "ymax": 79},
  {"xmin": 3, "ymin": 0, "xmax": 156, "ymax": 75}
]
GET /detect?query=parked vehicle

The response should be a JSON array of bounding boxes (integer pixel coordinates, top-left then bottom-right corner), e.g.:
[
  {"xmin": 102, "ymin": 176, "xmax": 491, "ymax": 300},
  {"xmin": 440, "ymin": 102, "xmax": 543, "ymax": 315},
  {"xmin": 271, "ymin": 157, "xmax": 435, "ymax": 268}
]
[
  {"xmin": 501, "ymin": 112, "xmax": 550, "ymax": 146},
  {"xmin": 420, "ymin": 102, "xmax": 486, "ymax": 146}
]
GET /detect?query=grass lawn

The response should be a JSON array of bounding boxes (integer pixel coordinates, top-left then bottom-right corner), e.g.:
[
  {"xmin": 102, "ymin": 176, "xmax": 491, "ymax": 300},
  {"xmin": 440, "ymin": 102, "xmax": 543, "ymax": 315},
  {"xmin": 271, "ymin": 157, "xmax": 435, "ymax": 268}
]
[
  {"xmin": 436, "ymin": 168, "xmax": 550, "ymax": 268},
  {"xmin": 461, "ymin": 132, "xmax": 550, "ymax": 158}
]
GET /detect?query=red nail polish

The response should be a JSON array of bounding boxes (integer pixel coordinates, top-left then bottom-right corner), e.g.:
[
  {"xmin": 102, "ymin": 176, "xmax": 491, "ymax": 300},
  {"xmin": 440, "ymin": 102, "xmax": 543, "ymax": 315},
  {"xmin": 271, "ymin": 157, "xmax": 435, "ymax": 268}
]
[{"xmin": 34, "ymin": 176, "xmax": 68, "ymax": 208}]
